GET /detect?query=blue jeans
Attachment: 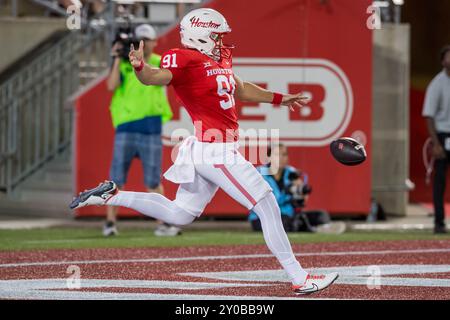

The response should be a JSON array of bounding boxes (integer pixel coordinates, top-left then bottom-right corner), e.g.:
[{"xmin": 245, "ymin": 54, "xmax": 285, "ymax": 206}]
[{"xmin": 110, "ymin": 132, "xmax": 162, "ymax": 188}]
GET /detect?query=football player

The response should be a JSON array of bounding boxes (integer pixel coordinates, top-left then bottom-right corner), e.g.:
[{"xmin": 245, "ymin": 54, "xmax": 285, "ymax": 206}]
[{"xmin": 70, "ymin": 8, "xmax": 338, "ymax": 294}]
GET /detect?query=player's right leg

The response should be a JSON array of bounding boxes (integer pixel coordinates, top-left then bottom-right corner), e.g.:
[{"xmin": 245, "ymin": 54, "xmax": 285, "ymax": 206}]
[
  {"xmin": 69, "ymin": 170, "xmax": 218, "ymax": 226},
  {"xmin": 70, "ymin": 180, "xmax": 118, "ymax": 209},
  {"xmin": 70, "ymin": 181, "xmax": 196, "ymax": 226}
]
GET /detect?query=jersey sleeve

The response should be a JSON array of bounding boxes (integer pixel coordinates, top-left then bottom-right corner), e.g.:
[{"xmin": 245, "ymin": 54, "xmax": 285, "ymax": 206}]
[{"xmin": 160, "ymin": 49, "xmax": 188, "ymax": 86}]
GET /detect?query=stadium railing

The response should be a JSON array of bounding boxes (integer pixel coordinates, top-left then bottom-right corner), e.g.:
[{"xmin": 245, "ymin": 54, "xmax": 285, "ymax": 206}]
[{"xmin": 0, "ymin": 0, "xmax": 204, "ymax": 195}]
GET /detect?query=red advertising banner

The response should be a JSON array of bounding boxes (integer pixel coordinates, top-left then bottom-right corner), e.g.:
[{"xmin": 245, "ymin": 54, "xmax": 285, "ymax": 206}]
[{"xmin": 74, "ymin": 0, "xmax": 372, "ymax": 217}]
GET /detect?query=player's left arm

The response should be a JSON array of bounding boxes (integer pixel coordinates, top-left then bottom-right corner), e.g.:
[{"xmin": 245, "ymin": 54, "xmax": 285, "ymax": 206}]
[{"xmin": 233, "ymin": 74, "xmax": 308, "ymax": 110}]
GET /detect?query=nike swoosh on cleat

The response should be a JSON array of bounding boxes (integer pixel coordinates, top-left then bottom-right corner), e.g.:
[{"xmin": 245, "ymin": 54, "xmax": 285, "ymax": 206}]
[{"xmin": 296, "ymin": 283, "xmax": 319, "ymax": 294}]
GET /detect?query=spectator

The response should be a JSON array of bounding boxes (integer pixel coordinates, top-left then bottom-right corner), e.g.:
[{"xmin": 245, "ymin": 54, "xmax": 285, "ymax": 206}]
[
  {"xmin": 248, "ymin": 144, "xmax": 343, "ymax": 233},
  {"xmin": 105, "ymin": 24, "xmax": 179, "ymax": 237},
  {"xmin": 422, "ymin": 45, "xmax": 450, "ymax": 234},
  {"xmin": 248, "ymin": 144, "xmax": 313, "ymax": 232}
]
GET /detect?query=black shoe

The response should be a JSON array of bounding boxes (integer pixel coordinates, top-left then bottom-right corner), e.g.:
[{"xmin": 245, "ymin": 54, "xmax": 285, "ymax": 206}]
[
  {"xmin": 434, "ymin": 225, "xmax": 447, "ymax": 234},
  {"xmin": 69, "ymin": 181, "xmax": 117, "ymax": 210}
]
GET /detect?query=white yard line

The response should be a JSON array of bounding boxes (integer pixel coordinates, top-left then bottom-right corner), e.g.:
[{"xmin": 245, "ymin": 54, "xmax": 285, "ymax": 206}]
[
  {"xmin": 0, "ymin": 219, "xmax": 68, "ymax": 230},
  {"xmin": 1, "ymin": 248, "xmax": 449, "ymax": 268},
  {"xmin": 0, "ymin": 279, "xmax": 341, "ymax": 300}
]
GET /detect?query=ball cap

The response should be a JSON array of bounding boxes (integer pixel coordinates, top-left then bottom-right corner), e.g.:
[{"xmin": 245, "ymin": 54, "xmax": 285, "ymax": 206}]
[{"xmin": 135, "ymin": 24, "xmax": 157, "ymax": 40}]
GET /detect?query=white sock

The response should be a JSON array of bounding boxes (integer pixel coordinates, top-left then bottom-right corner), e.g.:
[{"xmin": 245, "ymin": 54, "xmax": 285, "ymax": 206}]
[
  {"xmin": 107, "ymin": 191, "xmax": 195, "ymax": 226},
  {"xmin": 252, "ymin": 192, "xmax": 308, "ymax": 286}
]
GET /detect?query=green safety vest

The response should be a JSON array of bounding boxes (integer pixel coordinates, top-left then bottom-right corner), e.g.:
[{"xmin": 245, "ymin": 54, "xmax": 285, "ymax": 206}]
[{"xmin": 109, "ymin": 53, "xmax": 173, "ymax": 128}]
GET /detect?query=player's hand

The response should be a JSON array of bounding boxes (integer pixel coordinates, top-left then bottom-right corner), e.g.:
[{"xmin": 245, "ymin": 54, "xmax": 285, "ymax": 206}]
[
  {"xmin": 281, "ymin": 93, "xmax": 309, "ymax": 111},
  {"xmin": 433, "ymin": 143, "xmax": 446, "ymax": 159},
  {"xmin": 129, "ymin": 40, "xmax": 144, "ymax": 68}
]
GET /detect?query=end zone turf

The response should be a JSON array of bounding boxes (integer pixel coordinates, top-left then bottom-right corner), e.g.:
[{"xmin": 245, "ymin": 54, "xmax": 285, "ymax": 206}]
[
  {"xmin": 0, "ymin": 239, "xmax": 449, "ymax": 300},
  {"xmin": 0, "ymin": 228, "xmax": 449, "ymax": 299}
]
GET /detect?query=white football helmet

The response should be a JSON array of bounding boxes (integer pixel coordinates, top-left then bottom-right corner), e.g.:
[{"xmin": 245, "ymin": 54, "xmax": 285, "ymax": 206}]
[{"xmin": 180, "ymin": 8, "xmax": 233, "ymax": 60}]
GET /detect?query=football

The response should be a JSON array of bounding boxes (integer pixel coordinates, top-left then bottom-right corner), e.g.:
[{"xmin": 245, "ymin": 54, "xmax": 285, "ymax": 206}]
[{"xmin": 330, "ymin": 137, "xmax": 367, "ymax": 166}]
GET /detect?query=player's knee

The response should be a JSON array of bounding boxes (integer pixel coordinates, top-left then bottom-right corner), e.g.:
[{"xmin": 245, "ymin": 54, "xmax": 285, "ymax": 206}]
[
  {"xmin": 172, "ymin": 217, "xmax": 194, "ymax": 226},
  {"xmin": 254, "ymin": 191, "xmax": 276, "ymax": 210},
  {"xmin": 170, "ymin": 203, "xmax": 196, "ymax": 226},
  {"xmin": 261, "ymin": 190, "xmax": 276, "ymax": 202}
]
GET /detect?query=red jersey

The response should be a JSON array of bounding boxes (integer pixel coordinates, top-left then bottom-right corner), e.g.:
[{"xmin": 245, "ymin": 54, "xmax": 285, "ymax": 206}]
[{"xmin": 161, "ymin": 48, "xmax": 239, "ymax": 143}]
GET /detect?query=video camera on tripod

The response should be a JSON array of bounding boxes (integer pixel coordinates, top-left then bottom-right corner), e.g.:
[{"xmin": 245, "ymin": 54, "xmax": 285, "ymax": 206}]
[{"xmin": 286, "ymin": 170, "xmax": 312, "ymax": 208}]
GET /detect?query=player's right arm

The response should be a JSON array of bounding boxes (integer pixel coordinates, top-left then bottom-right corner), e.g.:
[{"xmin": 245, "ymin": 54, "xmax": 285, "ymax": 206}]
[
  {"xmin": 129, "ymin": 40, "xmax": 173, "ymax": 86},
  {"xmin": 234, "ymin": 74, "xmax": 308, "ymax": 111}
]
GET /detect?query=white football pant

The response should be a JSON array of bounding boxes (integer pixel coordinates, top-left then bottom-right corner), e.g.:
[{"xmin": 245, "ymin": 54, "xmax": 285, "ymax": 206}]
[{"xmin": 107, "ymin": 141, "xmax": 308, "ymax": 285}]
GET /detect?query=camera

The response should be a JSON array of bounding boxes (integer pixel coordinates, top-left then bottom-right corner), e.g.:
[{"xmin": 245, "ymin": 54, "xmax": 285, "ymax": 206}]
[
  {"xmin": 286, "ymin": 170, "xmax": 312, "ymax": 208},
  {"xmin": 113, "ymin": 29, "xmax": 140, "ymax": 60}
]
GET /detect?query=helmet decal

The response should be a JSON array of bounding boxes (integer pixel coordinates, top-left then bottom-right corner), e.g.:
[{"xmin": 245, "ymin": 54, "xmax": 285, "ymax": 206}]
[
  {"xmin": 180, "ymin": 8, "xmax": 233, "ymax": 61},
  {"xmin": 190, "ymin": 17, "xmax": 221, "ymax": 29}
]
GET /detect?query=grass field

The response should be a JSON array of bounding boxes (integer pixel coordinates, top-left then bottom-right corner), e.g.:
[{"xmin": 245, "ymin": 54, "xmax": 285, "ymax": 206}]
[{"xmin": 0, "ymin": 227, "xmax": 449, "ymax": 251}]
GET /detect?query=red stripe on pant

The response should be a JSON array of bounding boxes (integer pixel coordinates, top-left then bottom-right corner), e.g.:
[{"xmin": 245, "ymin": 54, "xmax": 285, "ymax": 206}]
[{"xmin": 214, "ymin": 164, "xmax": 257, "ymax": 206}]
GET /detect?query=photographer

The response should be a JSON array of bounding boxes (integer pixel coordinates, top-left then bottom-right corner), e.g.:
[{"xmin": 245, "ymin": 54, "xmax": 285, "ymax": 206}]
[
  {"xmin": 248, "ymin": 144, "xmax": 313, "ymax": 232},
  {"xmin": 104, "ymin": 24, "xmax": 177, "ymax": 237}
]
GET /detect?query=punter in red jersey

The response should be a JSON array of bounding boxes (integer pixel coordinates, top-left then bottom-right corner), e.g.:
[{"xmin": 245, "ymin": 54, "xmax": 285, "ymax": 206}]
[
  {"xmin": 70, "ymin": 8, "xmax": 338, "ymax": 295},
  {"xmin": 160, "ymin": 47, "xmax": 239, "ymax": 143}
]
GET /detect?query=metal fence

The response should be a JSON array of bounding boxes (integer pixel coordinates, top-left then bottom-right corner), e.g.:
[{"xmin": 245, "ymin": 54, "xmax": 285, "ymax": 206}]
[
  {"xmin": 0, "ymin": 28, "xmax": 109, "ymax": 194},
  {"xmin": 0, "ymin": 0, "xmax": 204, "ymax": 195}
]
